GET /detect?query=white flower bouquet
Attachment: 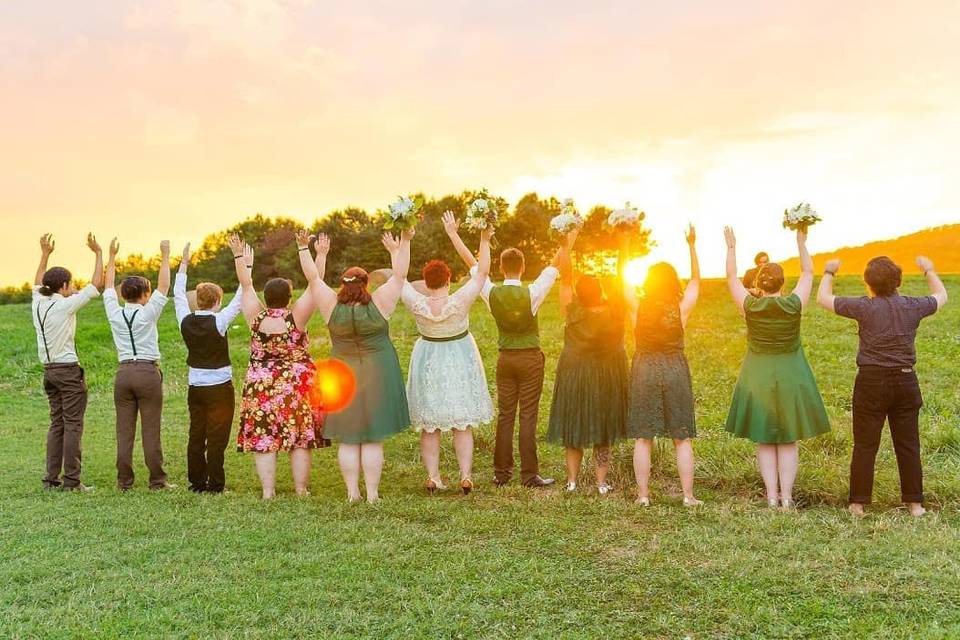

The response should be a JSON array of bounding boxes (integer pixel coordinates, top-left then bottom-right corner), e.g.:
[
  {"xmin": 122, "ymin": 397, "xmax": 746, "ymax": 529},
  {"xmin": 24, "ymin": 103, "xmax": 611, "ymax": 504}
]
[
  {"xmin": 607, "ymin": 201, "xmax": 644, "ymax": 229},
  {"xmin": 463, "ymin": 190, "xmax": 499, "ymax": 231},
  {"xmin": 549, "ymin": 198, "xmax": 583, "ymax": 239},
  {"xmin": 782, "ymin": 202, "xmax": 821, "ymax": 231},
  {"xmin": 383, "ymin": 195, "xmax": 423, "ymax": 231}
]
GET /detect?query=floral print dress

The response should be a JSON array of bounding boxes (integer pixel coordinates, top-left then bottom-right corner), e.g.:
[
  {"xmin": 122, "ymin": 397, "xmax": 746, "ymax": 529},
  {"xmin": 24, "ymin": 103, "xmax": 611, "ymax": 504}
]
[{"xmin": 237, "ymin": 308, "xmax": 326, "ymax": 453}]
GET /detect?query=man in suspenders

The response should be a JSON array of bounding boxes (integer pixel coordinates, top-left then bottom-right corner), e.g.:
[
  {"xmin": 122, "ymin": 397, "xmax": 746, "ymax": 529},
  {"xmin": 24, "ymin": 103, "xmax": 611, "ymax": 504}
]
[
  {"xmin": 103, "ymin": 238, "xmax": 173, "ymax": 491},
  {"xmin": 32, "ymin": 233, "xmax": 104, "ymax": 490},
  {"xmin": 173, "ymin": 242, "xmax": 245, "ymax": 493}
]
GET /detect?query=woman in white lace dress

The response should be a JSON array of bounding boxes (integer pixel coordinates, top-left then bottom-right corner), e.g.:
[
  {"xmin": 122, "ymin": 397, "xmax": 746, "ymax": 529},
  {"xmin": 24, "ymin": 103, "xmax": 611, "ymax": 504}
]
[{"xmin": 402, "ymin": 212, "xmax": 495, "ymax": 495}]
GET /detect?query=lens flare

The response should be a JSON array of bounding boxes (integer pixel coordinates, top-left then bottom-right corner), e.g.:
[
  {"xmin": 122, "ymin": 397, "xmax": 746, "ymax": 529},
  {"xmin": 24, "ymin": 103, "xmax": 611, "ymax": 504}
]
[
  {"xmin": 310, "ymin": 358, "xmax": 357, "ymax": 414},
  {"xmin": 623, "ymin": 257, "xmax": 650, "ymax": 289}
]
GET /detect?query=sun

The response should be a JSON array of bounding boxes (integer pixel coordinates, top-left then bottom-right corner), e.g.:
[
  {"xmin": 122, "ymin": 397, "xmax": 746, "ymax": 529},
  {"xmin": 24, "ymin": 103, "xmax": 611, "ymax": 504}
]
[{"xmin": 623, "ymin": 257, "xmax": 649, "ymax": 289}]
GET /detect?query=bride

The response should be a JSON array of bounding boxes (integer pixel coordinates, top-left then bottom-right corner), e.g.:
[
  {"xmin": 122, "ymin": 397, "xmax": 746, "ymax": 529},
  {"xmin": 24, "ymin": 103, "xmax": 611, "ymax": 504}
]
[{"xmin": 401, "ymin": 211, "xmax": 495, "ymax": 495}]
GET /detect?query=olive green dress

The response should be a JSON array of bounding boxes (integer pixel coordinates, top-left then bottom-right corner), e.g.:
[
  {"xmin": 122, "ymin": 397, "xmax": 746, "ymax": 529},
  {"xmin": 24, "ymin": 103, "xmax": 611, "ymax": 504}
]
[
  {"xmin": 547, "ymin": 301, "xmax": 628, "ymax": 448},
  {"xmin": 725, "ymin": 294, "xmax": 830, "ymax": 443},
  {"xmin": 324, "ymin": 303, "xmax": 410, "ymax": 444}
]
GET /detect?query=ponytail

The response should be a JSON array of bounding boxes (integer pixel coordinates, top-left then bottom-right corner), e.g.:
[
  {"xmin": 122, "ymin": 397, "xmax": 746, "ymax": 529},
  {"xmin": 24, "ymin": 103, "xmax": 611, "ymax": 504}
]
[{"xmin": 39, "ymin": 267, "xmax": 72, "ymax": 297}]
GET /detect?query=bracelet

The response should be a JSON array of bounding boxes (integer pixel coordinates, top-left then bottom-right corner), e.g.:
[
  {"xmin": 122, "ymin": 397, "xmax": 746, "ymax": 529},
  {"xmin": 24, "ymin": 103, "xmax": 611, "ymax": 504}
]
[
  {"xmin": 824, "ymin": 270, "xmax": 837, "ymax": 277},
  {"xmin": 298, "ymin": 247, "xmax": 310, "ymax": 253},
  {"xmin": 233, "ymin": 254, "xmax": 243, "ymax": 259}
]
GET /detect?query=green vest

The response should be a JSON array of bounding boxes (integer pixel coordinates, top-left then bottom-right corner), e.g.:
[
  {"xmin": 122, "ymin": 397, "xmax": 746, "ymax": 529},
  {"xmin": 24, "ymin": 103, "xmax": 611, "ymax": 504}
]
[{"xmin": 489, "ymin": 285, "xmax": 540, "ymax": 350}]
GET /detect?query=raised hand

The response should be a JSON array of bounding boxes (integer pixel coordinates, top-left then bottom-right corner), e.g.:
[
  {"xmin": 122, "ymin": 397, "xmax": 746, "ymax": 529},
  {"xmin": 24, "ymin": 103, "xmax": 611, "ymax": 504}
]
[
  {"xmin": 564, "ymin": 227, "xmax": 579, "ymax": 250},
  {"xmin": 40, "ymin": 233, "xmax": 55, "ymax": 255},
  {"xmin": 825, "ymin": 258, "xmax": 841, "ymax": 274},
  {"xmin": 401, "ymin": 226, "xmax": 416, "ymax": 242},
  {"xmin": 227, "ymin": 234, "xmax": 244, "ymax": 257},
  {"xmin": 796, "ymin": 227, "xmax": 808, "ymax": 244},
  {"xmin": 314, "ymin": 233, "xmax": 331, "ymax": 256},
  {"xmin": 381, "ymin": 232, "xmax": 401, "ymax": 255},
  {"xmin": 442, "ymin": 210, "xmax": 459, "ymax": 236},
  {"xmin": 181, "ymin": 242, "xmax": 191, "ymax": 265},
  {"xmin": 160, "ymin": 240, "xmax": 171, "ymax": 257},
  {"xmin": 916, "ymin": 256, "xmax": 935, "ymax": 273},
  {"xmin": 109, "ymin": 237, "xmax": 120, "ymax": 258},
  {"xmin": 724, "ymin": 226, "xmax": 737, "ymax": 249},
  {"xmin": 480, "ymin": 224, "xmax": 496, "ymax": 243},
  {"xmin": 243, "ymin": 243, "xmax": 255, "ymax": 268},
  {"xmin": 87, "ymin": 233, "xmax": 102, "ymax": 254},
  {"xmin": 685, "ymin": 224, "xmax": 696, "ymax": 246},
  {"xmin": 295, "ymin": 229, "xmax": 311, "ymax": 250}
]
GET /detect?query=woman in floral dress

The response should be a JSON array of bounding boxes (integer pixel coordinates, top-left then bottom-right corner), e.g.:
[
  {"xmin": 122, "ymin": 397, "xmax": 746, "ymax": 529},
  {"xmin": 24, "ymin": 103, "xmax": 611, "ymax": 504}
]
[{"xmin": 229, "ymin": 232, "xmax": 327, "ymax": 499}]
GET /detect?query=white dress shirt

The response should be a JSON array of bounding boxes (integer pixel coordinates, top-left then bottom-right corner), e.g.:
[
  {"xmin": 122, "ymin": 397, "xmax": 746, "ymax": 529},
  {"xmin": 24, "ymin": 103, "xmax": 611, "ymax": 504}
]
[
  {"xmin": 31, "ymin": 284, "xmax": 100, "ymax": 364},
  {"xmin": 103, "ymin": 288, "xmax": 168, "ymax": 362},
  {"xmin": 471, "ymin": 265, "xmax": 560, "ymax": 315},
  {"xmin": 173, "ymin": 272, "xmax": 242, "ymax": 386}
]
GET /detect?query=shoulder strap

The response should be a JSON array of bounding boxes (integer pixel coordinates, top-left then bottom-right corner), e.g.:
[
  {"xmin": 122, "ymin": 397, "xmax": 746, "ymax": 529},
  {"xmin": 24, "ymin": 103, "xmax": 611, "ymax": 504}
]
[
  {"xmin": 36, "ymin": 300, "xmax": 58, "ymax": 362},
  {"xmin": 121, "ymin": 308, "xmax": 140, "ymax": 357}
]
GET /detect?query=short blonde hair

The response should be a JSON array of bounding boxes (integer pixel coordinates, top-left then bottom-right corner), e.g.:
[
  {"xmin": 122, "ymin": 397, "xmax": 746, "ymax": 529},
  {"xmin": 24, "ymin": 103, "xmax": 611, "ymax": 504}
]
[{"xmin": 195, "ymin": 282, "xmax": 224, "ymax": 310}]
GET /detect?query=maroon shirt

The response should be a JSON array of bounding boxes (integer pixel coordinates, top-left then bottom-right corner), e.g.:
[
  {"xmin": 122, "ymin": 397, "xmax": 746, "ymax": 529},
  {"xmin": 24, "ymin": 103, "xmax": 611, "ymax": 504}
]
[{"xmin": 834, "ymin": 294, "xmax": 938, "ymax": 368}]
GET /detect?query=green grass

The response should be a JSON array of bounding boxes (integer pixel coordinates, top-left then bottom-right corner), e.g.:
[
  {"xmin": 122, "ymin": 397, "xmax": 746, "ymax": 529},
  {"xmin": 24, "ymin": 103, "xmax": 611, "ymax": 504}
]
[{"xmin": 2, "ymin": 275, "xmax": 960, "ymax": 639}]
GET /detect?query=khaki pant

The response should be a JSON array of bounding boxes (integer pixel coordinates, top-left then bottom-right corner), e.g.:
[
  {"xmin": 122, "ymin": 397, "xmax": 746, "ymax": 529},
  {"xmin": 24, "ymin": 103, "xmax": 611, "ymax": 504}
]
[
  {"xmin": 114, "ymin": 361, "xmax": 167, "ymax": 489},
  {"xmin": 494, "ymin": 349, "xmax": 546, "ymax": 485},
  {"xmin": 43, "ymin": 363, "xmax": 88, "ymax": 488}
]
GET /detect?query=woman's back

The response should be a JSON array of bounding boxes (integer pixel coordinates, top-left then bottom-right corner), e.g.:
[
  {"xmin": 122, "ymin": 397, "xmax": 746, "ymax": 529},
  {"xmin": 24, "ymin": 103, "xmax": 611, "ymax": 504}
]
[
  {"xmin": 634, "ymin": 298, "xmax": 684, "ymax": 354},
  {"xmin": 744, "ymin": 294, "xmax": 802, "ymax": 354},
  {"xmin": 329, "ymin": 302, "xmax": 393, "ymax": 354},
  {"xmin": 563, "ymin": 301, "xmax": 625, "ymax": 357},
  {"xmin": 251, "ymin": 309, "xmax": 310, "ymax": 363}
]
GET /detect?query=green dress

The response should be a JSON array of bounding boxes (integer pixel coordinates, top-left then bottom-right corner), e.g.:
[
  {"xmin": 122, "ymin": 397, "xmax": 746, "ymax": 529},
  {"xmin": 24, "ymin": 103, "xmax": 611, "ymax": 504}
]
[
  {"xmin": 725, "ymin": 294, "xmax": 830, "ymax": 443},
  {"xmin": 547, "ymin": 301, "xmax": 628, "ymax": 448},
  {"xmin": 324, "ymin": 303, "xmax": 410, "ymax": 444}
]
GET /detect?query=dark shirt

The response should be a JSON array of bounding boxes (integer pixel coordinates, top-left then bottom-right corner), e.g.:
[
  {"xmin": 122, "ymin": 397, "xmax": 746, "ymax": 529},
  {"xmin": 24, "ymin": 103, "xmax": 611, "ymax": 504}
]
[{"xmin": 834, "ymin": 294, "xmax": 938, "ymax": 368}]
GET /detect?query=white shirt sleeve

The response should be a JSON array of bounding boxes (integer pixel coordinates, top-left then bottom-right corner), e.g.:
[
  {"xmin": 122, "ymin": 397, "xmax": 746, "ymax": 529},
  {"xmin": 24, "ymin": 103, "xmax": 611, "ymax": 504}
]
[
  {"xmin": 469, "ymin": 265, "xmax": 495, "ymax": 306},
  {"xmin": 528, "ymin": 266, "xmax": 560, "ymax": 315},
  {"xmin": 140, "ymin": 290, "xmax": 169, "ymax": 324},
  {"xmin": 173, "ymin": 273, "xmax": 190, "ymax": 327},
  {"xmin": 216, "ymin": 286, "xmax": 244, "ymax": 335},
  {"xmin": 400, "ymin": 281, "xmax": 422, "ymax": 310},
  {"xmin": 62, "ymin": 284, "xmax": 100, "ymax": 314},
  {"xmin": 102, "ymin": 288, "xmax": 121, "ymax": 320}
]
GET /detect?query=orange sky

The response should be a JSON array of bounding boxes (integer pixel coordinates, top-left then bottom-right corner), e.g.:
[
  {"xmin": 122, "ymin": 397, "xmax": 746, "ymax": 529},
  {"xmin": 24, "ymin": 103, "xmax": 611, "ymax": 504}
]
[{"xmin": 2, "ymin": 1, "xmax": 959, "ymax": 283}]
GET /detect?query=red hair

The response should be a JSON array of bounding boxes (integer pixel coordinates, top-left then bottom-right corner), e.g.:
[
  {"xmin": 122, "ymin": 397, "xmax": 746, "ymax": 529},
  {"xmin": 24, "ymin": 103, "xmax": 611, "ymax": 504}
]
[
  {"xmin": 337, "ymin": 267, "xmax": 372, "ymax": 305},
  {"xmin": 422, "ymin": 260, "xmax": 452, "ymax": 290}
]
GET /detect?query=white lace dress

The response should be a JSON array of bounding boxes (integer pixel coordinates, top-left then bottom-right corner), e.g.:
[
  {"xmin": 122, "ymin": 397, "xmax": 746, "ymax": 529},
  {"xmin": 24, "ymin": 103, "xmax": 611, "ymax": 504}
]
[{"xmin": 401, "ymin": 280, "xmax": 494, "ymax": 433}]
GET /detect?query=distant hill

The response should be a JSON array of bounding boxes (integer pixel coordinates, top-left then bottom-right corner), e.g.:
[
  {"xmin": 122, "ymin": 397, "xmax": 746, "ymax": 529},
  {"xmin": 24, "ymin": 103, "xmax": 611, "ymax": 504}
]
[{"xmin": 781, "ymin": 224, "xmax": 960, "ymax": 275}]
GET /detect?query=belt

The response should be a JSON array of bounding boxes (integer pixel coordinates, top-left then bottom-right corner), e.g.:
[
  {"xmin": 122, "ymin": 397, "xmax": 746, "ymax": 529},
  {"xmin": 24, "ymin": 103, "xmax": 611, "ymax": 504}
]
[
  {"xmin": 419, "ymin": 330, "xmax": 469, "ymax": 343},
  {"xmin": 120, "ymin": 359, "xmax": 158, "ymax": 365},
  {"xmin": 44, "ymin": 362, "xmax": 80, "ymax": 369},
  {"xmin": 858, "ymin": 365, "xmax": 914, "ymax": 374}
]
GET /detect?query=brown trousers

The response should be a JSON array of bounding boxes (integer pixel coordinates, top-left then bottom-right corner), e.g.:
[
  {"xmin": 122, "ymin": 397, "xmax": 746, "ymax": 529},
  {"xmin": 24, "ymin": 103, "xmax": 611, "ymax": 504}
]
[
  {"xmin": 42, "ymin": 363, "xmax": 88, "ymax": 488},
  {"xmin": 494, "ymin": 349, "xmax": 546, "ymax": 484},
  {"xmin": 114, "ymin": 361, "xmax": 167, "ymax": 489}
]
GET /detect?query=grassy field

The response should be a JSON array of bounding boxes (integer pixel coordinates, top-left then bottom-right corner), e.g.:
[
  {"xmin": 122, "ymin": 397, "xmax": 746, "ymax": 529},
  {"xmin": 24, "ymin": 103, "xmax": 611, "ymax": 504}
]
[{"xmin": 2, "ymin": 275, "xmax": 959, "ymax": 639}]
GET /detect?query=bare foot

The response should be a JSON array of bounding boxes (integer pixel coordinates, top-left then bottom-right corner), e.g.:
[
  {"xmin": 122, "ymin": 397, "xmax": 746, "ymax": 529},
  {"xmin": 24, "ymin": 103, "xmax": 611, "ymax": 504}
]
[
  {"xmin": 848, "ymin": 503, "xmax": 865, "ymax": 517},
  {"xmin": 908, "ymin": 502, "xmax": 926, "ymax": 517}
]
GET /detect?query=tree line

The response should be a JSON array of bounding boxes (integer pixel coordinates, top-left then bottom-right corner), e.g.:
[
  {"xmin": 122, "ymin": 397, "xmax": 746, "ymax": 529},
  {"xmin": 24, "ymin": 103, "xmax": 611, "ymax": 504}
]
[{"xmin": 3, "ymin": 191, "xmax": 652, "ymax": 303}]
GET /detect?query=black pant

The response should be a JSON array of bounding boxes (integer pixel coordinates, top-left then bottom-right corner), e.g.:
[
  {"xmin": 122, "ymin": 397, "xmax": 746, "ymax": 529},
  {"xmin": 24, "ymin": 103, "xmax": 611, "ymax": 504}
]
[
  {"xmin": 187, "ymin": 382, "xmax": 235, "ymax": 492},
  {"xmin": 849, "ymin": 367, "xmax": 924, "ymax": 504},
  {"xmin": 43, "ymin": 363, "xmax": 88, "ymax": 488}
]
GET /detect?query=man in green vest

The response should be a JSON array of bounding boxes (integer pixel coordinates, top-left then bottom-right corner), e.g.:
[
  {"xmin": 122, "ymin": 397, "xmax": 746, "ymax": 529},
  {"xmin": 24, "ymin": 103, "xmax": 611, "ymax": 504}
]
[{"xmin": 448, "ymin": 222, "xmax": 572, "ymax": 487}]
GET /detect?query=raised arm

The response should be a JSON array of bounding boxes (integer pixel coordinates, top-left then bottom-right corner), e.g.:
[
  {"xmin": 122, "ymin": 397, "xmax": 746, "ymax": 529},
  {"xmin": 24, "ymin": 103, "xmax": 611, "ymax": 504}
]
[
  {"xmin": 724, "ymin": 226, "xmax": 749, "ymax": 313},
  {"xmin": 86, "ymin": 233, "xmax": 105, "ymax": 290},
  {"xmin": 291, "ymin": 230, "xmax": 321, "ymax": 329},
  {"xmin": 228, "ymin": 234, "xmax": 263, "ymax": 325},
  {"xmin": 309, "ymin": 233, "xmax": 339, "ymax": 323},
  {"xmin": 474, "ymin": 224, "xmax": 494, "ymax": 282},
  {"xmin": 618, "ymin": 230, "xmax": 638, "ymax": 315},
  {"xmin": 917, "ymin": 256, "xmax": 948, "ymax": 310},
  {"xmin": 156, "ymin": 240, "xmax": 171, "ymax": 295},
  {"xmin": 791, "ymin": 229, "xmax": 814, "ymax": 309},
  {"xmin": 173, "ymin": 242, "xmax": 191, "ymax": 325},
  {"xmin": 105, "ymin": 237, "xmax": 119, "ymax": 292},
  {"xmin": 679, "ymin": 224, "xmax": 700, "ymax": 326},
  {"xmin": 817, "ymin": 258, "xmax": 840, "ymax": 313},
  {"xmin": 444, "ymin": 210, "xmax": 478, "ymax": 269},
  {"xmin": 35, "ymin": 234, "xmax": 54, "ymax": 286},
  {"xmin": 372, "ymin": 228, "xmax": 413, "ymax": 317},
  {"xmin": 557, "ymin": 228, "xmax": 578, "ymax": 316}
]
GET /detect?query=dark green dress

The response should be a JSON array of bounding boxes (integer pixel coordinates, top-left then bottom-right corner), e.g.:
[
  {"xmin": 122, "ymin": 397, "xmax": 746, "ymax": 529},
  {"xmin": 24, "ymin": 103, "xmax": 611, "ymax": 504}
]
[
  {"xmin": 626, "ymin": 300, "xmax": 696, "ymax": 439},
  {"xmin": 324, "ymin": 303, "xmax": 410, "ymax": 444},
  {"xmin": 725, "ymin": 294, "xmax": 830, "ymax": 443},
  {"xmin": 547, "ymin": 301, "xmax": 628, "ymax": 448}
]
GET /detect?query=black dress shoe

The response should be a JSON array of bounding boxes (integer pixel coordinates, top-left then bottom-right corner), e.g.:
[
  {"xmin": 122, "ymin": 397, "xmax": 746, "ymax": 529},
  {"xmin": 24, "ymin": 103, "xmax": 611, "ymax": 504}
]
[
  {"xmin": 493, "ymin": 478, "xmax": 510, "ymax": 487},
  {"xmin": 523, "ymin": 476, "xmax": 556, "ymax": 488}
]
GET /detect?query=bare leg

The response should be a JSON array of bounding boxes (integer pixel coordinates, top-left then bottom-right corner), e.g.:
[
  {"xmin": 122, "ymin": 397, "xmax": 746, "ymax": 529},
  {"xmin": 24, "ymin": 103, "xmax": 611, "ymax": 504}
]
[
  {"xmin": 253, "ymin": 452, "xmax": 277, "ymax": 500},
  {"xmin": 757, "ymin": 444, "xmax": 779, "ymax": 506},
  {"xmin": 776, "ymin": 442, "xmax": 799, "ymax": 507},
  {"xmin": 593, "ymin": 446, "xmax": 611, "ymax": 488},
  {"xmin": 361, "ymin": 442, "xmax": 385, "ymax": 503},
  {"xmin": 337, "ymin": 444, "xmax": 362, "ymax": 501},
  {"xmin": 420, "ymin": 430, "xmax": 442, "ymax": 485},
  {"xmin": 565, "ymin": 448, "xmax": 583, "ymax": 487},
  {"xmin": 452, "ymin": 428, "xmax": 474, "ymax": 481},
  {"xmin": 673, "ymin": 438, "xmax": 697, "ymax": 501},
  {"xmin": 290, "ymin": 447, "xmax": 311, "ymax": 495},
  {"xmin": 633, "ymin": 439, "xmax": 653, "ymax": 500}
]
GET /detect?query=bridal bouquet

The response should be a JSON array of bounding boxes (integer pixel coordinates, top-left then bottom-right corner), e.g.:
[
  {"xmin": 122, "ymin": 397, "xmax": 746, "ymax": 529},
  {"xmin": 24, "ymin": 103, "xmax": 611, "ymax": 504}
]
[
  {"xmin": 549, "ymin": 198, "xmax": 583, "ymax": 239},
  {"xmin": 463, "ymin": 190, "xmax": 499, "ymax": 231},
  {"xmin": 782, "ymin": 202, "xmax": 821, "ymax": 231},
  {"xmin": 607, "ymin": 201, "xmax": 644, "ymax": 229},
  {"xmin": 383, "ymin": 195, "xmax": 423, "ymax": 231}
]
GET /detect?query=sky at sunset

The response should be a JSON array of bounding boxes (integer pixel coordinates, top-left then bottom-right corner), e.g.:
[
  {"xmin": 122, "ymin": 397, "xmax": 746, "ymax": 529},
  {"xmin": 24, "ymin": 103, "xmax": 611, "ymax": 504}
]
[{"xmin": 2, "ymin": 1, "xmax": 958, "ymax": 284}]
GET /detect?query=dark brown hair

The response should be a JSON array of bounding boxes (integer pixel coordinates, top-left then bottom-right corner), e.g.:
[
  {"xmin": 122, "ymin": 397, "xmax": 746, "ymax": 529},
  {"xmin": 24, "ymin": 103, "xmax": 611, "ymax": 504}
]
[
  {"xmin": 499, "ymin": 248, "xmax": 525, "ymax": 277},
  {"xmin": 120, "ymin": 276, "xmax": 151, "ymax": 302},
  {"xmin": 39, "ymin": 267, "xmax": 71, "ymax": 296},
  {"xmin": 422, "ymin": 260, "xmax": 452, "ymax": 290},
  {"xmin": 864, "ymin": 256, "xmax": 902, "ymax": 297},
  {"xmin": 263, "ymin": 278, "xmax": 293, "ymax": 309},
  {"xmin": 337, "ymin": 267, "xmax": 372, "ymax": 305},
  {"xmin": 642, "ymin": 262, "xmax": 682, "ymax": 303},
  {"xmin": 755, "ymin": 263, "xmax": 785, "ymax": 294},
  {"xmin": 575, "ymin": 275, "xmax": 605, "ymax": 307}
]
